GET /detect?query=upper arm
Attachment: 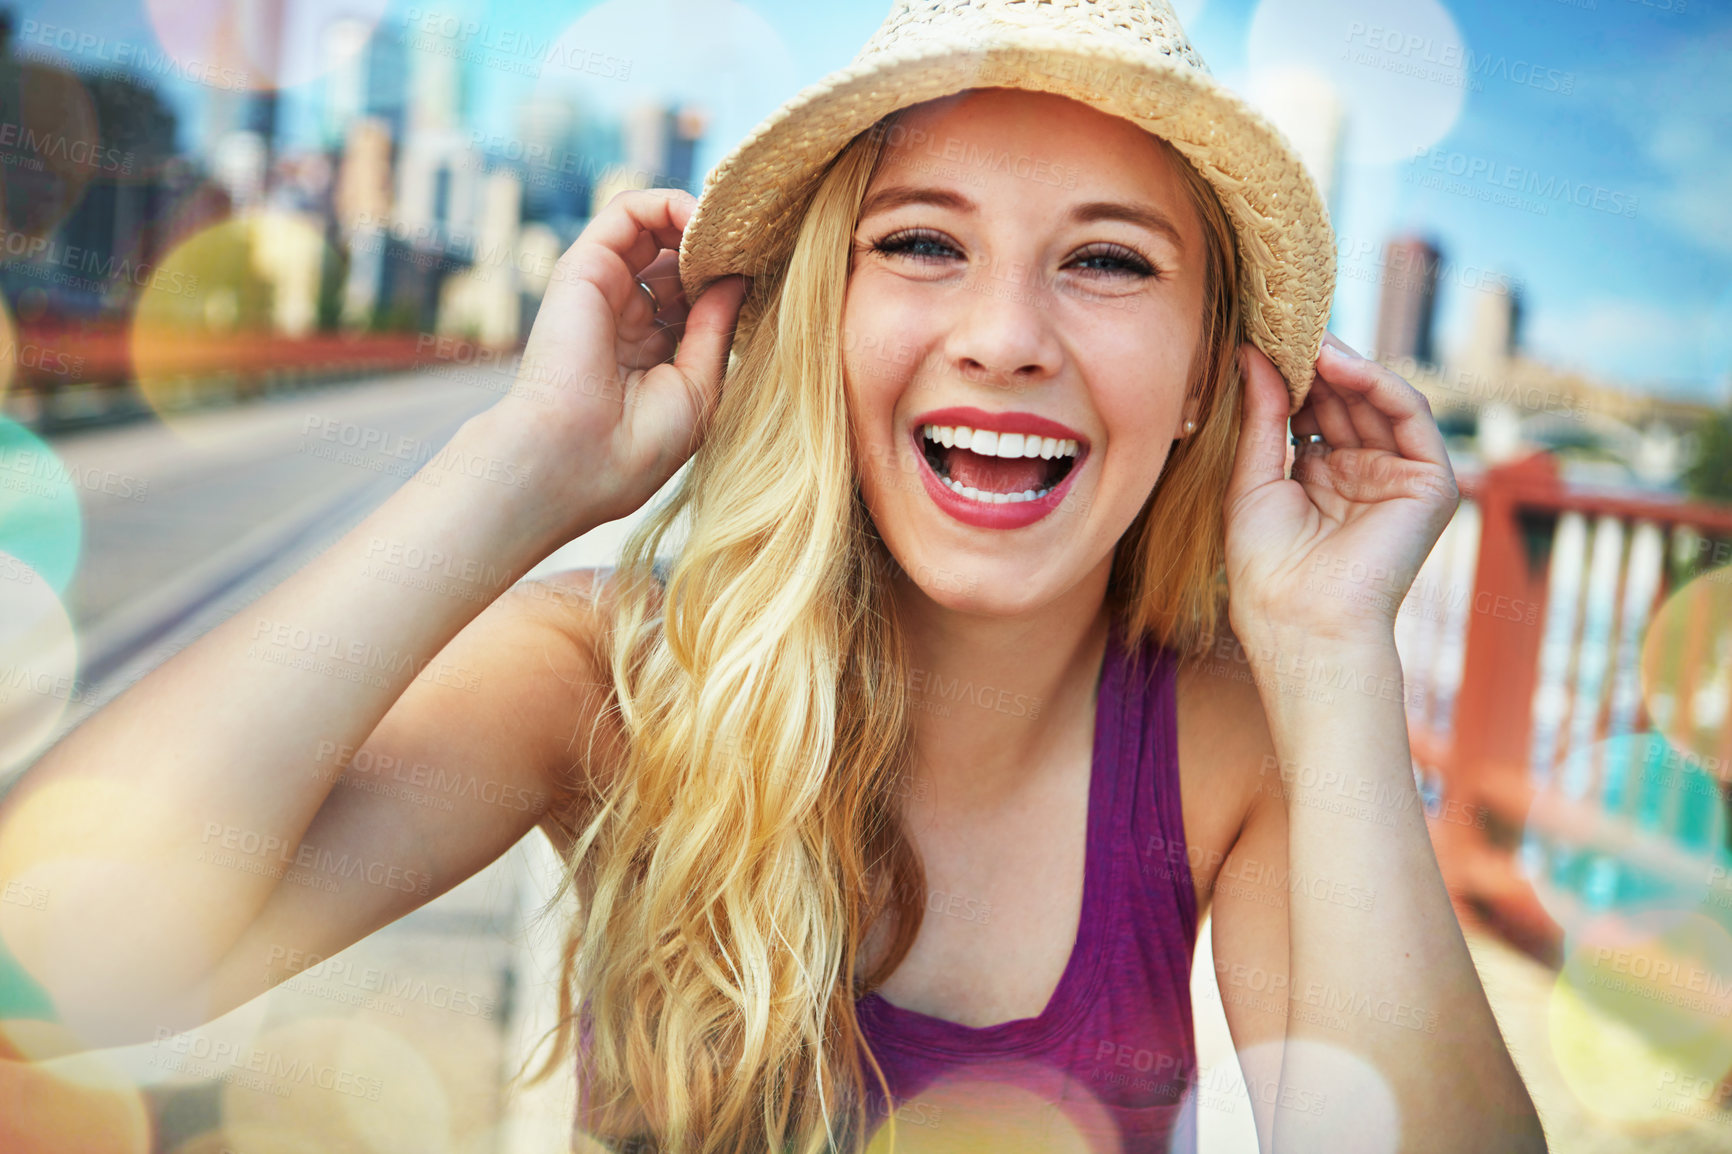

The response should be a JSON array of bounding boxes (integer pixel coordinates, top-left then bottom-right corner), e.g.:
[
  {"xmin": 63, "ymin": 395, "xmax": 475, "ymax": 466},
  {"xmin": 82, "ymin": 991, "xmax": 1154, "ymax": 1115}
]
[
  {"xmin": 199, "ymin": 567, "xmax": 623, "ymax": 1020},
  {"xmin": 1194, "ymin": 650, "xmax": 1290, "ymax": 1152},
  {"xmin": 1211, "ymin": 772, "xmax": 1290, "ymax": 1151}
]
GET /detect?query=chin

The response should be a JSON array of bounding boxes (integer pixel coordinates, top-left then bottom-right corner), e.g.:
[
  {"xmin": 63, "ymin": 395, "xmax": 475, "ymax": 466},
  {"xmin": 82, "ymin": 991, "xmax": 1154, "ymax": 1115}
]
[{"xmin": 887, "ymin": 551, "xmax": 1065, "ymax": 617}]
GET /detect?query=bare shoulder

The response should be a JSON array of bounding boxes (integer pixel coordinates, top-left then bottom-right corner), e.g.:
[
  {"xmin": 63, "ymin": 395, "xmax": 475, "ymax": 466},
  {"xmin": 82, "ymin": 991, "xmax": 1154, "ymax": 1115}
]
[
  {"xmin": 503, "ymin": 565, "xmax": 635, "ymax": 855},
  {"xmin": 1171, "ymin": 621, "xmax": 1281, "ymax": 912},
  {"xmin": 502, "ymin": 564, "xmax": 623, "ymax": 845}
]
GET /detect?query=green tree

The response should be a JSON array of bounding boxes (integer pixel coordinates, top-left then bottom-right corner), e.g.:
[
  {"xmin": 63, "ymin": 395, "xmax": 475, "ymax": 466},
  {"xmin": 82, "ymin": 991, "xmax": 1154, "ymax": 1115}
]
[{"xmin": 1682, "ymin": 407, "xmax": 1732, "ymax": 502}]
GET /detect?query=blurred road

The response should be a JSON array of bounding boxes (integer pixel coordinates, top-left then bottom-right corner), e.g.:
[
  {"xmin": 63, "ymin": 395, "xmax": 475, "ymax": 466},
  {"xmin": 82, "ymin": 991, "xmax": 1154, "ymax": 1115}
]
[{"xmin": 50, "ymin": 372, "xmax": 499, "ymax": 713}]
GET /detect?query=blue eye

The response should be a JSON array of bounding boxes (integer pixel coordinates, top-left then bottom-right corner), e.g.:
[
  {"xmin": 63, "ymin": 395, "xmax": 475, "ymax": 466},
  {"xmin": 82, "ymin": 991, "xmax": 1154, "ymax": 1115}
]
[
  {"xmin": 870, "ymin": 229, "xmax": 957, "ymax": 262},
  {"xmin": 1072, "ymin": 244, "xmax": 1156, "ymax": 277}
]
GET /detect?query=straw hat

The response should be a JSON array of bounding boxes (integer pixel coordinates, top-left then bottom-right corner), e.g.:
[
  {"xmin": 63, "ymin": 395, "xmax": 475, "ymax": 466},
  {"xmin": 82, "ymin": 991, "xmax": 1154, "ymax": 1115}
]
[{"xmin": 676, "ymin": 0, "xmax": 1336, "ymax": 413}]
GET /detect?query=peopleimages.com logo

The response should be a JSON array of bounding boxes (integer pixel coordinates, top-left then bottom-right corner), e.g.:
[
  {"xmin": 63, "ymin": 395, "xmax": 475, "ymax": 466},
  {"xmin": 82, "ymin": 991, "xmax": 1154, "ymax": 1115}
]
[
  {"xmin": 1406, "ymin": 147, "xmax": 1639, "ymax": 219},
  {"xmin": 1343, "ymin": 22, "xmax": 1576, "ymax": 95}
]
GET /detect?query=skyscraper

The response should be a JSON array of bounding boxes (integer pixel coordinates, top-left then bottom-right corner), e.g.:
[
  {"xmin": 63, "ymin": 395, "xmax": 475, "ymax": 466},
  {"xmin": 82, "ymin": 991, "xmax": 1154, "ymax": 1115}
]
[
  {"xmin": 591, "ymin": 102, "xmax": 709, "ymax": 216},
  {"xmin": 204, "ymin": 0, "xmax": 286, "ymax": 153},
  {"xmin": 1460, "ymin": 281, "xmax": 1524, "ymax": 386},
  {"xmin": 622, "ymin": 101, "xmax": 709, "ymax": 191},
  {"xmin": 1470, "ymin": 283, "xmax": 1523, "ymax": 363},
  {"xmin": 335, "ymin": 117, "xmax": 393, "ymax": 234},
  {"xmin": 1374, "ymin": 235, "xmax": 1442, "ymax": 366}
]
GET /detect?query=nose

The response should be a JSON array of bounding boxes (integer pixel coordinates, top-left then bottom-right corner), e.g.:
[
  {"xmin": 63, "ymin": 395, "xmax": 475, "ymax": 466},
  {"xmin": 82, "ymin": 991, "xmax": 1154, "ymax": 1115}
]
[{"xmin": 941, "ymin": 262, "xmax": 1064, "ymax": 391}]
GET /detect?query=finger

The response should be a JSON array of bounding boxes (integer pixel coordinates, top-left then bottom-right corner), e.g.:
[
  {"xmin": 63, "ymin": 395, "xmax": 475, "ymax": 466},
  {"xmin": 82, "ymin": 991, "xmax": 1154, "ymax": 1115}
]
[
  {"xmin": 1316, "ymin": 334, "xmax": 1399, "ymax": 450},
  {"xmin": 1321, "ymin": 331, "xmax": 1361, "ymax": 358},
  {"xmin": 1315, "ymin": 344, "xmax": 1449, "ymax": 467},
  {"xmin": 616, "ymin": 271, "xmax": 660, "ymax": 341},
  {"xmin": 1289, "ymin": 402, "xmax": 1328, "ymax": 481},
  {"xmin": 1299, "ymin": 371, "xmax": 1363, "ymax": 450},
  {"xmin": 613, "ymin": 251, "xmax": 685, "ymax": 341},
  {"xmin": 550, "ymin": 246, "xmax": 657, "ymax": 350},
  {"xmin": 1331, "ymin": 377, "xmax": 1400, "ymax": 453},
  {"xmin": 640, "ymin": 249, "xmax": 692, "ymax": 329},
  {"xmin": 1289, "ymin": 405, "xmax": 1323, "ymax": 440},
  {"xmin": 580, "ymin": 188, "xmax": 698, "ymax": 276},
  {"xmin": 617, "ymin": 250, "xmax": 683, "ymax": 344},
  {"xmin": 645, "ymin": 274, "xmax": 749, "ymax": 437},
  {"xmin": 619, "ymin": 322, "xmax": 679, "ymax": 372},
  {"xmin": 1226, "ymin": 343, "xmax": 1294, "ymax": 505},
  {"xmin": 618, "ymin": 253, "xmax": 696, "ymax": 369}
]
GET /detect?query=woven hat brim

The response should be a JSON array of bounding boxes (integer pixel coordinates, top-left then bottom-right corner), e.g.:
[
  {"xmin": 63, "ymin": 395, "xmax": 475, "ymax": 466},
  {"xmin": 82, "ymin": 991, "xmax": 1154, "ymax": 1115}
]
[{"xmin": 677, "ymin": 34, "xmax": 1336, "ymax": 415}]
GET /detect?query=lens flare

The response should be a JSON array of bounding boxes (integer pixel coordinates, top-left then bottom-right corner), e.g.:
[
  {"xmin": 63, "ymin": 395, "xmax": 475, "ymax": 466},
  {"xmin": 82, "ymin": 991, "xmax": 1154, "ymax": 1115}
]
[
  {"xmin": 0, "ymin": 779, "xmax": 232, "ymax": 1048},
  {"xmin": 129, "ymin": 212, "xmax": 334, "ymax": 442},
  {"xmin": 1248, "ymin": 0, "xmax": 1466, "ymax": 165},
  {"xmin": 859, "ymin": 1060, "xmax": 1115, "ymax": 1150},
  {"xmin": 529, "ymin": 0, "xmax": 795, "ymax": 200},
  {"xmin": 0, "ymin": 1020, "xmax": 150, "ymax": 1154},
  {"xmin": 1230, "ymin": 1038, "xmax": 1399, "ymax": 1153},
  {"xmin": 1641, "ymin": 569, "xmax": 1732, "ymax": 775},
  {"xmin": 0, "ymin": 59, "xmax": 103, "ymax": 239},
  {"xmin": 1551, "ymin": 911, "xmax": 1732, "ymax": 1130},
  {"xmin": 0, "ymin": 420, "xmax": 84, "ymax": 594},
  {"xmin": 219, "ymin": 1016, "xmax": 452, "ymax": 1154},
  {"xmin": 1170, "ymin": 0, "xmax": 1208, "ymax": 25},
  {"xmin": 142, "ymin": 0, "xmax": 390, "ymax": 92}
]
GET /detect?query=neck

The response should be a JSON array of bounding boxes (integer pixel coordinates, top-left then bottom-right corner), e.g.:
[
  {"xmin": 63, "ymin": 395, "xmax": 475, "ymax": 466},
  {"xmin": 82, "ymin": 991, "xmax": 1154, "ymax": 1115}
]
[{"xmin": 890, "ymin": 557, "xmax": 1115, "ymax": 811}]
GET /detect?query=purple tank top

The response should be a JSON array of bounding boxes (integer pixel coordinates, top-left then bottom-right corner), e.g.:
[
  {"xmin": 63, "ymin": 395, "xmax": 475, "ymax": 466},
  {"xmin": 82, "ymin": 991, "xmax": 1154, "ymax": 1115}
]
[
  {"xmin": 854, "ymin": 616, "xmax": 1200, "ymax": 1153},
  {"xmin": 571, "ymin": 615, "xmax": 1200, "ymax": 1153}
]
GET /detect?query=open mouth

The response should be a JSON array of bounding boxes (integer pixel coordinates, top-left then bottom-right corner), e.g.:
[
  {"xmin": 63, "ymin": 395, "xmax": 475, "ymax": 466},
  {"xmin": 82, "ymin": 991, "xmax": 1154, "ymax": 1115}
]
[{"xmin": 917, "ymin": 423, "xmax": 1081, "ymax": 504}]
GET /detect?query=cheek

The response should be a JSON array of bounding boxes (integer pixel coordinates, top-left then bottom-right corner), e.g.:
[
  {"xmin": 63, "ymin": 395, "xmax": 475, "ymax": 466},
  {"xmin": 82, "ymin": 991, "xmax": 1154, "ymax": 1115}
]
[
  {"xmin": 1130, "ymin": 440, "xmax": 1180, "ymax": 503},
  {"xmin": 840, "ymin": 383, "xmax": 900, "ymax": 516},
  {"xmin": 1136, "ymin": 308, "xmax": 1203, "ymax": 389},
  {"xmin": 842, "ymin": 274, "xmax": 931, "ymax": 392},
  {"xmin": 1095, "ymin": 334, "xmax": 1192, "ymax": 433},
  {"xmin": 1094, "ymin": 305, "xmax": 1200, "ymax": 458},
  {"xmin": 842, "ymin": 285, "xmax": 926, "ymax": 492}
]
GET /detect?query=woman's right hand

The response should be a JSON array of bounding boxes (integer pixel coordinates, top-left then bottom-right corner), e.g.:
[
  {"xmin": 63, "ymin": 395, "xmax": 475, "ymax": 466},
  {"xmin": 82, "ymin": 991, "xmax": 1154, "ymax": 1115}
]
[{"xmin": 486, "ymin": 188, "xmax": 750, "ymax": 538}]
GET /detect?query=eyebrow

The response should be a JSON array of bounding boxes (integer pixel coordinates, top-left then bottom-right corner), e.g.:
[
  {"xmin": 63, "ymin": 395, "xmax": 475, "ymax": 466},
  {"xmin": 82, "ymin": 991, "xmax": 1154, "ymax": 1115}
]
[
  {"xmin": 858, "ymin": 184, "xmax": 974, "ymax": 220},
  {"xmin": 857, "ymin": 184, "xmax": 1186, "ymax": 249},
  {"xmin": 1072, "ymin": 199, "xmax": 1185, "ymax": 249}
]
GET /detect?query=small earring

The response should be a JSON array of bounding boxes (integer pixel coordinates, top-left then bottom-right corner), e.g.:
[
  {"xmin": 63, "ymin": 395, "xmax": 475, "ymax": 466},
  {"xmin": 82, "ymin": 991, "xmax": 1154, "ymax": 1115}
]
[{"xmin": 1182, "ymin": 418, "xmax": 1196, "ymax": 434}]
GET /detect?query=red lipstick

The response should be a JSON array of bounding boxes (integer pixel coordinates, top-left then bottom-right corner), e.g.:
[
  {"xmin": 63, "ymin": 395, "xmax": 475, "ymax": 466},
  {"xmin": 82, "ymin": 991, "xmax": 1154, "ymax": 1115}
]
[
  {"xmin": 904, "ymin": 407, "xmax": 1090, "ymax": 530},
  {"xmin": 908, "ymin": 406, "xmax": 1088, "ymax": 447}
]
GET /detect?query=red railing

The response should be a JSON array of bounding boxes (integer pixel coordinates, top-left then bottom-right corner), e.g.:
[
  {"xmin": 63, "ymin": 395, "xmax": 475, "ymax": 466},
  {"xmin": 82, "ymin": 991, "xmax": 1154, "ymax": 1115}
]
[
  {"xmin": 8, "ymin": 322, "xmax": 454, "ymax": 395},
  {"xmin": 1402, "ymin": 450, "xmax": 1732, "ymax": 964}
]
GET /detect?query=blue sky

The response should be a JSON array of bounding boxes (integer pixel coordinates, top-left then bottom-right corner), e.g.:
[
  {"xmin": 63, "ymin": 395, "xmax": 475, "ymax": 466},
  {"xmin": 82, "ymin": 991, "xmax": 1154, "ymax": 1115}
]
[{"xmin": 12, "ymin": 0, "xmax": 1731, "ymax": 403}]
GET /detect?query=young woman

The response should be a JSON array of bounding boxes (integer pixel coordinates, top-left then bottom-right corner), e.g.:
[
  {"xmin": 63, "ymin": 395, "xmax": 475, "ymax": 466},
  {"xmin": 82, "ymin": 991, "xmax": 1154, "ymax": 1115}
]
[{"xmin": 0, "ymin": 3, "xmax": 1545, "ymax": 1153}]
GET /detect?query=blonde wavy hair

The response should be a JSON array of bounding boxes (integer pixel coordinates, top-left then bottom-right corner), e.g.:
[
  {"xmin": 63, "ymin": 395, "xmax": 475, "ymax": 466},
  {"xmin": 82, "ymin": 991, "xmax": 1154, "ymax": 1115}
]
[{"xmin": 527, "ymin": 93, "xmax": 1246, "ymax": 1153}]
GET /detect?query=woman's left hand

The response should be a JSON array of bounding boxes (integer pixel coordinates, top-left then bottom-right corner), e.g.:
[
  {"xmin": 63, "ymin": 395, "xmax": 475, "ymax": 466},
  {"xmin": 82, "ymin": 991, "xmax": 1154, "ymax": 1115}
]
[{"xmin": 1222, "ymin": 334, "xmax": 1461, "ymax": 649}]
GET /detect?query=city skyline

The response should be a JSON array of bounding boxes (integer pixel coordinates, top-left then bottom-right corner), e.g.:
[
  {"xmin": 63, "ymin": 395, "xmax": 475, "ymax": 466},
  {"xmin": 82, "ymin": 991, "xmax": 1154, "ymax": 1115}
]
[{"xmin": 1, "ymin": 0, "xmax": 1728, "ymax": 404}]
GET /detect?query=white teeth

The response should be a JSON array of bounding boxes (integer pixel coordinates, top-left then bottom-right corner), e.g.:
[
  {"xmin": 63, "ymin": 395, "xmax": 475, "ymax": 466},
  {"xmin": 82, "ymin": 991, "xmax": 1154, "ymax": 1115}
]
[
  {"xmin": 942, "ymin": 476, "xmax": 1052, "ymax": 504},
  {"xmin": 921, "ymin": 424, "xmax": 1079, "ymax": 460},
  {"xmin": 920, "ymin": 423, "xmax": 1075, "ymax": 506}
]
